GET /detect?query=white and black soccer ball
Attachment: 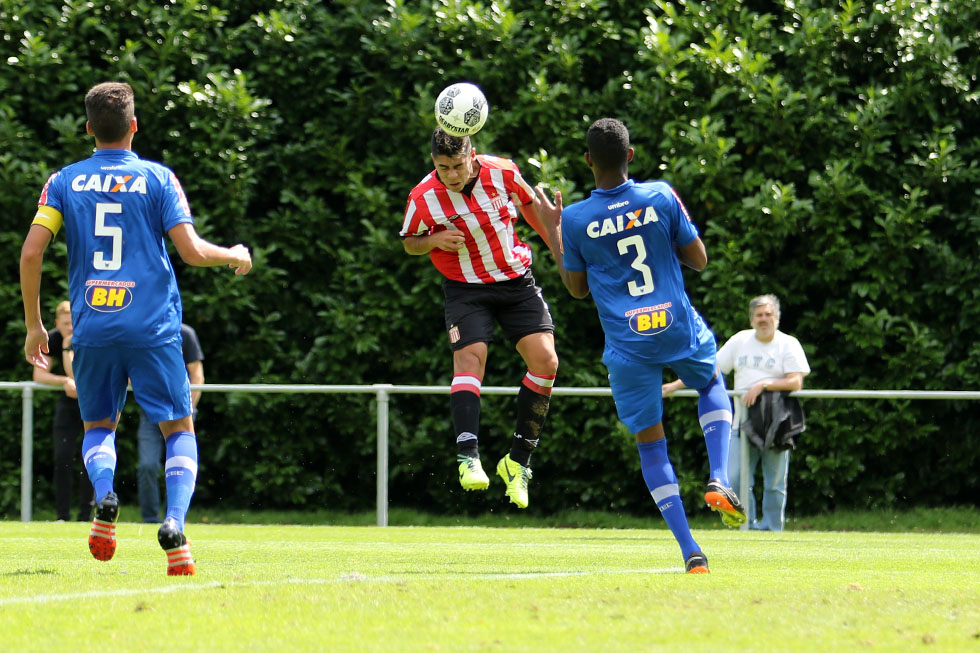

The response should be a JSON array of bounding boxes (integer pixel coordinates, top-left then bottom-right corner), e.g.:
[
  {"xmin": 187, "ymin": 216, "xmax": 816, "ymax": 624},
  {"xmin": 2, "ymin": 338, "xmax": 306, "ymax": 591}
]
[{"xmin": 434, "ymin": 82, "xmax": 489, "ymax": 137}]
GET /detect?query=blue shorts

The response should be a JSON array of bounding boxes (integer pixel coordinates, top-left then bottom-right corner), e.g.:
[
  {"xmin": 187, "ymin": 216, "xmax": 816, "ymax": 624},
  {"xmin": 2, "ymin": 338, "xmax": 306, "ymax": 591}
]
[
  {"xmin": 603, "ymin": 320, "xmax": 718, "ymax": 434},
  {"xmin": 73, "ymin": 341, "xmax": 192, "ymax": 424}
]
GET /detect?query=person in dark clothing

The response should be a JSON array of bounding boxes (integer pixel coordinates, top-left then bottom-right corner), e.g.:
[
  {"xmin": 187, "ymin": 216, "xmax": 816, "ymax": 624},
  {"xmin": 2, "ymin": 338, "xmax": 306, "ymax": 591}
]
[{"xmin": 32, "ymin": 300, "xmax": 94, "ymax": 521}]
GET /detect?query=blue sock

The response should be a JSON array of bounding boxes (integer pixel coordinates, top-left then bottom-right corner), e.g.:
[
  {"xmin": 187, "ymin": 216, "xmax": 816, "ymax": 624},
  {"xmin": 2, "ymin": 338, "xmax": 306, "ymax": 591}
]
[
  {"xmin": 164, "ymin": 431, "xmax": 198, "ymax": 532},
  {"xmin": 637, "ymin": 439, "xmax": 699, "ymax": 558},
  {"xmin": 81, "ymin": 427, "xmax": 116, "ymax": 502},
  {"xmin": 698, "ymin": 374, "xmax": 733, "ymax": 484}
]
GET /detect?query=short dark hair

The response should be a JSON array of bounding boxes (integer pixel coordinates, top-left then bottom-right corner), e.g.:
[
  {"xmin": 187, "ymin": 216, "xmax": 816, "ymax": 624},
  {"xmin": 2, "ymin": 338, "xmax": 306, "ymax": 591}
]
[
  {"xmin": 431, "ymin": 127, "xmax": 471, "ymax": 158},
  {"xmin": 587, "ymin": 118, "xmax": 630, "ymax": 171},
  {"xmin": 85, "ymin": 82, "xmax": 135, "ymax": 143}
]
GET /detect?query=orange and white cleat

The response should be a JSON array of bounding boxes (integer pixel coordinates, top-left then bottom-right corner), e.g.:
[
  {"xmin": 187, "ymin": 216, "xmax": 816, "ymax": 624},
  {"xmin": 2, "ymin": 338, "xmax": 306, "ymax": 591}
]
[
  {"xmin": 88, "ymin": 492, "xmax": 119, "ymax": 561},
  {"xmin": 158, "ymin": 518, "xmax": 196, "ymax": 576}
]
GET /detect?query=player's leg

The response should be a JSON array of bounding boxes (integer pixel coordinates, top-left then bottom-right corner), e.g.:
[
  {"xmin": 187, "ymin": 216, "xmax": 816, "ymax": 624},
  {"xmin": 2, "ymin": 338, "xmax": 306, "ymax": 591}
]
[
  {"xmin": 696, "ymin": 372, "xmax": 732, "ymax": 484},
  {"xmin": 70, "ymin": 400, "xmax": 95, "ymax": 522},
  {"xmin": 452, "ymin": 342, "xmax": 490, "ymax": 490},
  {"xmin": 73, "ymin": 346, "xmax": 127, "ymax": 562},
  {"xmin": 136, "ymin": 409, "xmax": 164, "ymax": 522},
  {"xmin": 496, "ymin": 272, "xmax": 557, "ymax": 508},
  {"xmin": 698, "ymin": 377, "xmax": 746, "ymax": 527},
  {"xmin": 130, "ymin": 341, "xmax": 197, "ymax": 575},
  {"xmin": 494, "ymin": 332, "xmax": 557, "ymax": 509},
  {"xmin": 511, "ymin": 332, "xmax": 558, "ymax": 466},
  {"xmin": 605, "ymin": 348, "xmax": 706, "ymax": 572},
  {"xmin": 672, "ymin": 323, "xmax": 746, "ymax": 528},
  {"xmin": 158, "ymin": 416, "xmax": 197, "ymax": 575},
  {"xmin": 759, "ymin": 448, "xmax": 790, "ymax": 531},
  {"xmin": 444, "ymin": 279, "xmax": 495, "ymax": 491}
]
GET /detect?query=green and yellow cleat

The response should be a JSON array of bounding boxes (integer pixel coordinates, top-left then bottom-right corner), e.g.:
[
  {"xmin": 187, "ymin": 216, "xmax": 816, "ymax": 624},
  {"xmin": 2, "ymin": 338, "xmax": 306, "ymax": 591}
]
[
  {"xmin": 704, "ymin": 478, "xmax": 747, "ymax": 528},
  {"xmin": 496, "ymin": 454, "xmax": 532, "ymax": 509},
  {"xmin": 457, "ymin": 455, "xmax": 490, "ymax": 491}
]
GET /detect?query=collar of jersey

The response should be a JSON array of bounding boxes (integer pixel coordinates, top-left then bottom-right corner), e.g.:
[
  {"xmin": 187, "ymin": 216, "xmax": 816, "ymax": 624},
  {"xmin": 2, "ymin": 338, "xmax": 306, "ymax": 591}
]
[
  {"xmin": 93, "ymin": 148, "xmax": 138, "ymax": 160},
  {"xmin": 591, "ymin": 179, "xmax": 634, "ymax": 195}
]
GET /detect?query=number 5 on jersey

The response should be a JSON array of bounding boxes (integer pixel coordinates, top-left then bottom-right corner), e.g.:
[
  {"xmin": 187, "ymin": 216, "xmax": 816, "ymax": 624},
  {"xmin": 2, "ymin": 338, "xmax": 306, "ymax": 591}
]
[{"xmin": 94, "ymin": 202, "xmax": 122, "ymax": 271}]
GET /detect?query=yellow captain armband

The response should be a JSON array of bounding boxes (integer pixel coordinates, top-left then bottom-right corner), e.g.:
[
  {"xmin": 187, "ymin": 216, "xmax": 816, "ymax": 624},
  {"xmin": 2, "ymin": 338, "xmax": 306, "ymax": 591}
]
[{"xmin": 33, "ymin": 205, "xmax": 63, "ymax": 236}]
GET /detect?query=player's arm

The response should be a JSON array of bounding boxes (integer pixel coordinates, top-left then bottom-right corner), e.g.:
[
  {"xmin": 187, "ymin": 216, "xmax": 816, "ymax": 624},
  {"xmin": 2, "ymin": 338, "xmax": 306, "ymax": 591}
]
[
  {"xmin": 511, "ymin": 193, "xmax": 551, "ymax": 249},
  {"xmin": 531, "ymin": 186, "xmax": 589, "ymax": 298},
  {"xmin": 186, "ymin": 360, "xmax": 204, "ymax": 408},
  {"xmin": 676, "ymin": 237, "xmax": 707, "ymax": 271},
  {"xmin": 21, "ymin": 224, "xmax": 54, "ymax": 368},
  {"xmin": 402, "ymin": 228, "xmax": 465, "ymax": 255},
  {"xmin": 168, "ymin": 223, "xmax": 252, "ymax": 275}
]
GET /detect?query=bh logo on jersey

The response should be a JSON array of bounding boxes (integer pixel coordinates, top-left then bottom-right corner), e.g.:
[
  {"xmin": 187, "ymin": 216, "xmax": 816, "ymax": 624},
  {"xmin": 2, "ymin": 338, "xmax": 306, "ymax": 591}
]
[
  {"xmin": 84, "ymin": 280, "xmax": 134, "ymax": 313},
  {"xmin": 626, "ymin": 303, "xmax": 674, "ymax": 336}
]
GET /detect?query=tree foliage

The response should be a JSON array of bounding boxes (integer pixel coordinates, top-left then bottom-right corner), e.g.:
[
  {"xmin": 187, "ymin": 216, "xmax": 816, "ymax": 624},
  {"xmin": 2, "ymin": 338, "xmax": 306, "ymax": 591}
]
[{"xmin": 1, "ymin": 0, "xmax": 977, "ymax": 518}]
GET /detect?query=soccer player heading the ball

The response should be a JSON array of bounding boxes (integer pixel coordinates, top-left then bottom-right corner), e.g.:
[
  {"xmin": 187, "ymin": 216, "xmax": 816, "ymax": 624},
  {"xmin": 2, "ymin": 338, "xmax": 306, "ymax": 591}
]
[
  {"xmin": 531, "ymin": 118, "xmax": 746, "ymax": 573},
  {"xmin": 21, "ymin": 81, "xmax": 252, "ymax": 575},
  {"xmin": 400, "ymin": 127, "xmax": 558, "ymax": 509}
]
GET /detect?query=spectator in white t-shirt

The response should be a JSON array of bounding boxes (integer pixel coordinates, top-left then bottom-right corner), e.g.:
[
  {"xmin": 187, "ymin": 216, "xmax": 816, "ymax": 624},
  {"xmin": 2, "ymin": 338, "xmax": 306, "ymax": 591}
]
[
  {"xmin": 717, "ymin": 294, "xmax": 809, "ymax": 530},
  {"xmin": 664, "ymin": 294, "xmax": 809, "ymax": 530}
]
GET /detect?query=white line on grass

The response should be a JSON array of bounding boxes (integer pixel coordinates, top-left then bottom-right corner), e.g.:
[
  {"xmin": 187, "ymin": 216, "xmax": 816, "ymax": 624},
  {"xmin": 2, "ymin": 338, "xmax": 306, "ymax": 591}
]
[{"xmin": 0, "ymin": 567, "xmax": 678, "ymax": 606}]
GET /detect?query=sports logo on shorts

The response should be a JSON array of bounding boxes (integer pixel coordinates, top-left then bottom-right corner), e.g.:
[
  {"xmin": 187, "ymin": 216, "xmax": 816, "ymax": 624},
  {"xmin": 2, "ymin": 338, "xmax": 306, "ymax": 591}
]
[
  {"xmin": 626, "ymin": 303, "xmax": 674, "ymax": 336},
  {"xmin": 85, "ymin": 280, "xmax": 134, "ymax": 313},
  {"xmin": 448, "ymin": 324, "xmax": 460, "ymax": 344}
]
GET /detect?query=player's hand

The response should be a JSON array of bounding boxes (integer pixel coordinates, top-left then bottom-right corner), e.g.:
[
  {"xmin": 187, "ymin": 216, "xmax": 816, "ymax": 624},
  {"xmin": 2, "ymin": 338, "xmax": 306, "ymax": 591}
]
[
  {"xmin": 432, "ymin": 227, "xmax": 466, "ymax": 252},
  {"xmin": 25, "ymin": 325, "xmax": 50, "ymax": 369},
  {"xmin": 532, "ymin": 185, "xmax": 563, "ymax": 228},
  {"xmin": 63, "ymin": 377, "xmax": 78, "ymax": 399},
  {"xmin": 228, "ymin": 244, "xmax": 252, "ymax": 275}
]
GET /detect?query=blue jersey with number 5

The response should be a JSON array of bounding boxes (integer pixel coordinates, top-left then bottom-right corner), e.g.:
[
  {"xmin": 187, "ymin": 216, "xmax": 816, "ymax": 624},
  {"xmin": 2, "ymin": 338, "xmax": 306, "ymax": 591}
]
[
  {"xmin": 33, "ymin": 149, "xmax": 193, "ymax": 348},
  {"xmin": 561, "ymin": 179, "xmax": 702, "ymax": 363}
]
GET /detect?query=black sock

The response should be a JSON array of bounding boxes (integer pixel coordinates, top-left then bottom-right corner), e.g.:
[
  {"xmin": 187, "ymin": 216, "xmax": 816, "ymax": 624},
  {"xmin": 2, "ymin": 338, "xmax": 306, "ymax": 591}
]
[
  {"xmin": 451, "ymin": 388, "xmax": 481, "ymax": 458},
  {"xmin": 509, "ymin": 384, "xmax": 552, "ymax": 466}
]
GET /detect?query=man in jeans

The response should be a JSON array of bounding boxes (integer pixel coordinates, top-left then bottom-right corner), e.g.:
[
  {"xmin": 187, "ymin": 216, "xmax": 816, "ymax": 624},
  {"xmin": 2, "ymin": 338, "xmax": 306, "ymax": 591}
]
[{"xmin": 714, "ymin": 294, "xmax": 810, "ymax": 531}]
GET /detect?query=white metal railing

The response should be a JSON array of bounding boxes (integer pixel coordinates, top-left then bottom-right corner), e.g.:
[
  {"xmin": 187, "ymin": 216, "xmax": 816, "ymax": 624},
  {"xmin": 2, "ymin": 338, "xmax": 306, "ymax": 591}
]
[{"xmin": 4, "ymin": 381, "xmax": 979, "ymax": 526}]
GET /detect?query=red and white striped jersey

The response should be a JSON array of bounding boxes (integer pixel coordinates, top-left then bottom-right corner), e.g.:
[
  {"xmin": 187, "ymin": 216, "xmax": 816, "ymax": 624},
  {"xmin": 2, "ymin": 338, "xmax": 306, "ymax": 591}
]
[{"xmin": 401, "ymin": 154, "xmax": 536, "ymax": 283}]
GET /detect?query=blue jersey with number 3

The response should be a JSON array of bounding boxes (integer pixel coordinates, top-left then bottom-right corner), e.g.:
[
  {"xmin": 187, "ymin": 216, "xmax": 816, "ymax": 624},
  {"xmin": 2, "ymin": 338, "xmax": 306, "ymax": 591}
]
[
  {"xmin": 34, "ymin": 149, "xmax": 193, "ymax": 348},
  {"xmin": 561, "ymin": 179, "xmax": 702, "ymax": 363}
]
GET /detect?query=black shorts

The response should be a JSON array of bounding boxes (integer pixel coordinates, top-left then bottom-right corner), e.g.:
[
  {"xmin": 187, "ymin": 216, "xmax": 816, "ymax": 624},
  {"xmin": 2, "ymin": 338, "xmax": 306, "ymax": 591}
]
[{"xmin": 443, "ymin": 270, "xmax": 555, "ymax": 351}]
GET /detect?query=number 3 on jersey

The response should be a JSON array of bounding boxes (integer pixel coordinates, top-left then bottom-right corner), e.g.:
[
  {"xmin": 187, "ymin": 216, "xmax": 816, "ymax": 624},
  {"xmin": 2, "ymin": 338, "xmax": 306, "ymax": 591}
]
[
  {"xmin": 617, "ymin": 234, "xmax": 654, "ymax": 296},
  {"xmin": 94, "ymin": 202, "xmax": 122, "ymax": 271}
]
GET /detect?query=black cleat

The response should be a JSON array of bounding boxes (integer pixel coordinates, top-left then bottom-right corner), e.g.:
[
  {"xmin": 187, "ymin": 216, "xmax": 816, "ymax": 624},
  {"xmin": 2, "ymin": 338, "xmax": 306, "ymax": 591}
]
[{"xmin": 685, "ymin": 551, "xmax": 709, "ymax": 573}]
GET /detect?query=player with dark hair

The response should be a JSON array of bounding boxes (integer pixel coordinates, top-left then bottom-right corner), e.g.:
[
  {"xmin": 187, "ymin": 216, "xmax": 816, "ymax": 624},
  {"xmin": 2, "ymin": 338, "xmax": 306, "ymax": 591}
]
[
  {"xmin": 400, "ymin": 128, "xmax": 558, "ymax": 509},
  {"xmin": 532, "ymin": 117, "xmax": 745, "ymax": 573},
  {"xmin": 21, "ymin": 81, "xmax": 252, "ymax": 575}
]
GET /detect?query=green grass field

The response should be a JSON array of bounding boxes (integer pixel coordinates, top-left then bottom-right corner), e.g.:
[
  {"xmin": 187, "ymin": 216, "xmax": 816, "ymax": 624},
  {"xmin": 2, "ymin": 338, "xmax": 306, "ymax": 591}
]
[{"xmin": 2, "ymin": 519, "xmax": 978, "ymax": 651}]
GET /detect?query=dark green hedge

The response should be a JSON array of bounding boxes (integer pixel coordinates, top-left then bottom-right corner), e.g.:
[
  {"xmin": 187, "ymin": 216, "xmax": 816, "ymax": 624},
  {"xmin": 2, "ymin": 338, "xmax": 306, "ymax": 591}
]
[{"xmin": 1, "ymin": 0, "xmax": 977, "ymax": 519}]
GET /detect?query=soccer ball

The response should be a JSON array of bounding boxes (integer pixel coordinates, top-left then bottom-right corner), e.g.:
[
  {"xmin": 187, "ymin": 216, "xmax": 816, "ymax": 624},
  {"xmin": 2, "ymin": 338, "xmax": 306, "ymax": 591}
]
[{"xmin": 434, "ymin": 82, "xmax": 489, "ymax": 137}]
